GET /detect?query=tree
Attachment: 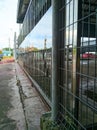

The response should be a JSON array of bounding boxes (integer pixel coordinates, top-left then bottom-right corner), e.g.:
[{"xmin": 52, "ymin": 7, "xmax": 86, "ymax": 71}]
[
  {"xmin": 0, "ymin": 50, "xmax": 2, "ymax": 54},
  {"xmin": 2, "ymin": 48, "xmax": 13, "ymax": 56}
]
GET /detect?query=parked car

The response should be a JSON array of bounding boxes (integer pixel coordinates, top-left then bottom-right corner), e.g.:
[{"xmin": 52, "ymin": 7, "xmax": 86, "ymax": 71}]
[
  {"xmin": 0, "ymin": 54, "xmax": 3, "ymax": 61},
  {"xmin": 82, "ymin": 52, "xmax": 97, "ymax": 59}
]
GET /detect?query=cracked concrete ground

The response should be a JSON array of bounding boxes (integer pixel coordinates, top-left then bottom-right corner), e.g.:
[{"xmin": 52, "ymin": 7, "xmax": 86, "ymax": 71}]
[{"xmin": 0, "ymin": 62, "xmax": 48, "ymax": 130}]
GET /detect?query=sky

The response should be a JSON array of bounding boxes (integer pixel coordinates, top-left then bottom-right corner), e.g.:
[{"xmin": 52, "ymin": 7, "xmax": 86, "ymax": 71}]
[
  {"xmin": 0, "ymin": 0, "xmax": 52, "ymax": 50},
  {"xmin": 0, "ymin": 0, "xmax": 18, "ymax": 49},
  {"xmin": 21, "ymin": 7, "xmax": 52, "ymax": 50}
]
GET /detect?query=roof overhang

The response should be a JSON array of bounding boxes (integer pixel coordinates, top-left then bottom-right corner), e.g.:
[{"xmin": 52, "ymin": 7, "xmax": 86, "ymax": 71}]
[
  {"xmin": 82, "ymin": 0, "xmax": 97, "ymax": 38},
  {"xmin": 17, "ymin": 0, "xmax": 30, "ymax": 23}
]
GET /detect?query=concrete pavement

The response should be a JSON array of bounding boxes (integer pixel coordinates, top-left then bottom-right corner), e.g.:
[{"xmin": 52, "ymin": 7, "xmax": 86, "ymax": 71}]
[{"xmin": 0, "ymin": 62, "xmax": 48, "ymax": 130}]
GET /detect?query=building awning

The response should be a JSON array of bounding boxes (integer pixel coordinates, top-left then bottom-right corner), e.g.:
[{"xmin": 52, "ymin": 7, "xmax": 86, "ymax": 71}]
[
  {"xmin": 82, "ymin": 0, "xmax": 97, "ymax": 37},
  {"xmin": 17, "ymin": 0, "xmax": 30, "ymax": 23}
]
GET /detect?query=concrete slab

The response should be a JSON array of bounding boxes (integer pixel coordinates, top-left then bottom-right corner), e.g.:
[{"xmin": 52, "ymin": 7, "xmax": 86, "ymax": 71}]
[
  {"xmin": 0, "ymin": 62, "xmax": 48, "ymax": 130},
  {"xmin": 15, "ymin": 63, "xmax": 48, "ymax": 130},
  {"xmin": 0, "ymin": 63, "xmax": 26, "ymax": 130}
]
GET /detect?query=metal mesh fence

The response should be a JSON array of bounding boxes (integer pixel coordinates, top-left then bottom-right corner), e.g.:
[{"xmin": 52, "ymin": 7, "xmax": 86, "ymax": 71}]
[
  {"xmin": 18, "ymin": 49, "xmax": 52, "ymax": 101},
  {"xmin": 17, "ymin": 0, "xmax": 97, "ymax": 129},
  {"xmin": 58, "ymin": 0, "xmax": 97, "ymax": 129}
]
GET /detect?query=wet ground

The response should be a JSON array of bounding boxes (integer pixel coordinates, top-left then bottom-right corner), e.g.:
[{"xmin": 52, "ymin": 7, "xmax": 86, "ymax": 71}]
[
  {"xmin": 0, "ymin": 62, "xmax": 48, "ymax": 130},
  {"xmin": 0, "ymin": 63, "xmax": 22, "ymax": 129}
]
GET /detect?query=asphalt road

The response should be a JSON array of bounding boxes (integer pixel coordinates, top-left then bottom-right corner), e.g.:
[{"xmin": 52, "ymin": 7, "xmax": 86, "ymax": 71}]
[{"xmin": 0, "ymin": 63, "xmax": 26, "ymax": 130}]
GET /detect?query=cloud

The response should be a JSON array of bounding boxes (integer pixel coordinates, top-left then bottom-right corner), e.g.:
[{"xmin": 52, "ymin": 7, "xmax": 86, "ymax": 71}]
[
  {"xmin": 0, "ymin": 1, "xmax": 6, "ymax": 10},
  {"xmin": 0, "ymin": 0, "xmax": 18, "ymax": 49},
  {"xmin": 21, "ymin": 7, "xmax": 52, "ymax": 49}
]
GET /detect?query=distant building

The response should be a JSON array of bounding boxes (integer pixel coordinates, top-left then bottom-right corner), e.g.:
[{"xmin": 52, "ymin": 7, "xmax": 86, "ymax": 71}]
[{"xmin": 3, "ymin": 50, "xmax": 12, "ymax": 56}]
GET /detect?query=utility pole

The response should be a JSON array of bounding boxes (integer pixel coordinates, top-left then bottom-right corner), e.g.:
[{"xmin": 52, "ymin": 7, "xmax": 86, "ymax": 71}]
[
  {"xmin": 14, "ymin": 32, "xmax": 17, "ymax": 60},
  {"xmin": 44, "ymin": 38, "xmax": 47, "ymax": 49},
  {"xmin": 8, "ymin": 38, "xmax": 11, "ymax": 51}
]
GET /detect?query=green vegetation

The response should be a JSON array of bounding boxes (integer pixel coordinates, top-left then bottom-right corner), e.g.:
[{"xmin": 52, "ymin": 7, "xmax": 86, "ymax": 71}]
[
  {"xmin": 2, "ymin": 48, "xmax": 13, "ymax": 51},
  {"xmin": 40, "ymin": 112, "xmax": 77, "ymax": 130},
  {"xmin": 2, "ymin": 48, "xmax": 13, "ymax": 56},
  {"xmin": 40, "ymin": 112, "xmax": 59, "ymax": 130},
  {"xmin": 0, "ymin": 50, "xmax": 2, "ymax": 54}
]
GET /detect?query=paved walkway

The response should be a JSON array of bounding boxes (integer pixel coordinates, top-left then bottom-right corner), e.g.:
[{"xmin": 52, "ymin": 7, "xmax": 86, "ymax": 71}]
[
  {"xmin": 15, "ymin": 63, "xmax": 48, "ymax": 130},
  {"xmin": 0, "ymin": 62, "xmax": 48, "ymax": 130}
]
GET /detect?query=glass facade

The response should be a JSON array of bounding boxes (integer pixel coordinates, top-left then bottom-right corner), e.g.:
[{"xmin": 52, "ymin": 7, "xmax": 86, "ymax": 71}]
[
  {"xmin": 17, "ymin": 0, "xmax": 51, "ymax": 46},
  {"xmin": 18, "ymin": 7, "xmax": 52, "ymax": 52}
]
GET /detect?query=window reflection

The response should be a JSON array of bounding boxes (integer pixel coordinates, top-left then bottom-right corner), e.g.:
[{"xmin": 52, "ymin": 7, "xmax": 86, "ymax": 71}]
[{"xmin": 19, "ymin": 7, "xmax": 52, "ymax": 53}]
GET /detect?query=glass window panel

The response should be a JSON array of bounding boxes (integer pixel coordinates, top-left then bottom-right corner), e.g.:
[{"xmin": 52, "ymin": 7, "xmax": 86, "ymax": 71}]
[
  {"xmin": 65, "ymin": 27, "xmax": 69, "ymax": 46},
  {"xmin": 73, "ymin": 23, "xmax": 77, "ymax": 47},
  {"xmin": 70, "ymin": 0, "xmax": 73, "ymax": 24},
  {"xmin": 69, "ymin": 25, "xmax": 73, "ymax": 45},
  {"xmin": 66, "ymin": 4, "xmax": 69, "ymax": 26},
  {"xmin": 74, "ymin": 0, "xmax": 78, "ymax": 22}
]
